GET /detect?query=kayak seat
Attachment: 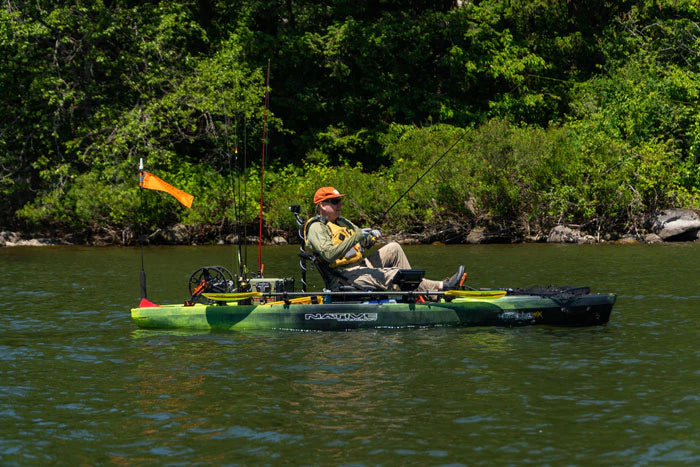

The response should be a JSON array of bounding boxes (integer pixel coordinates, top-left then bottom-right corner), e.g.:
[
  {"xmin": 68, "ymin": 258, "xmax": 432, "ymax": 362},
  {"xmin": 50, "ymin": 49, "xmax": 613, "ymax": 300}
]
[
  {"xmin": 302, "ymin": 254, "xmax": 425, "ymax": 293},
  {"xmin": 298, "ymin": 250, "xmax": 339, "ymax": 290},
  {"xmin": 300, "ymin": 250, "xmax": 379, "ymax": 293}
]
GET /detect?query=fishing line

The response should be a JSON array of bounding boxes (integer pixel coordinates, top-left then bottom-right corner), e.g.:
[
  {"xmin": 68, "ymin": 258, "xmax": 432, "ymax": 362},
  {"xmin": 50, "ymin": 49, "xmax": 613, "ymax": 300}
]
[{"xmin": 378, "ymin": 128, "xmax": 469, "ymax": 224}]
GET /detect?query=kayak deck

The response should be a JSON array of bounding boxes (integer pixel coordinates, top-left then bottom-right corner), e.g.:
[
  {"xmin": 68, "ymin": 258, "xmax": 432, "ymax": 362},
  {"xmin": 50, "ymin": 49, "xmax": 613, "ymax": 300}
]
[{"xmin": 131, "ymin": 292, "xmax": 616, "ymax": 331}]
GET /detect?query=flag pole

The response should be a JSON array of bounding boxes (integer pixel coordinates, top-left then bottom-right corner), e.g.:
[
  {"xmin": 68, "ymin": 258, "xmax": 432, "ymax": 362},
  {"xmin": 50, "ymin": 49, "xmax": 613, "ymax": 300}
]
[
  {"xmin": 135, "ymin": 161, "xmax": 193, "ymax": 305},
  {"xmin": 138, "ymin": 158, "xmax": 148, "ymax": 299}
]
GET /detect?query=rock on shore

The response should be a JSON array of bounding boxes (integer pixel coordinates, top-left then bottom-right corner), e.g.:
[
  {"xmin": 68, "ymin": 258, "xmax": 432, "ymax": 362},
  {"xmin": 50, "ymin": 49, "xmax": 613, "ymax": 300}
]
[
  {"xmin": 546, "ymin": 225, "xmax": 596, "ymax": 244},
  {"xmin": 652, "ymin": 209, "xmax": 700, "ymax": 241},
  {"xmin": 1, "ymin": 232, "xmax": 70, "ymax": 246}
]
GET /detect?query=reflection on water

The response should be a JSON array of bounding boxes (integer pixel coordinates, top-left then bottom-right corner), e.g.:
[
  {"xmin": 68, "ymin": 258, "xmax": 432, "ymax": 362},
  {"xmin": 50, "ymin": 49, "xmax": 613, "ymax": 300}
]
[{"xmin": 1, "ymin": 244, "xmax": 699, "ymax": 464}]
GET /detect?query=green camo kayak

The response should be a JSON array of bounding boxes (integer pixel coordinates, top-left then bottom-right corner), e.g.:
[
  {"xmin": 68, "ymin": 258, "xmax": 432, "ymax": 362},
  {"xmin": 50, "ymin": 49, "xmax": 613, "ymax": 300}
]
[{"xmin": 131, "ymin": 288, "xmax": 616, "ymax": 331}]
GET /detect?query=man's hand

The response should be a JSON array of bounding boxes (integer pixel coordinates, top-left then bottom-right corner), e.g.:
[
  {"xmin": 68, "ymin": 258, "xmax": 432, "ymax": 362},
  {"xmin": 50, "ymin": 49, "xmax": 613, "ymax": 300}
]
[{"xmin": 361, "ymin": 228, "xmax": 381, "ymax": 247}]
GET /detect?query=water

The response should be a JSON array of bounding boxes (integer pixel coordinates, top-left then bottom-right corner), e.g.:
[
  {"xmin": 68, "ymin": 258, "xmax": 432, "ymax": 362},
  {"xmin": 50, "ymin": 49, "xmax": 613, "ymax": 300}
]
[{"xmin": 1, "ymin": 243, "xmax": 698, "ymax": 464}]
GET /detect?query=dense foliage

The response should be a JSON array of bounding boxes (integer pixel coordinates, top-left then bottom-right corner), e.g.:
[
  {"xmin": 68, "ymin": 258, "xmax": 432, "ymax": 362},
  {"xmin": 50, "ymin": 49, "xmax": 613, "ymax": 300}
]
[{"xmin": 1, "ymin": 0, "xmax": 698, "ymax": 241}]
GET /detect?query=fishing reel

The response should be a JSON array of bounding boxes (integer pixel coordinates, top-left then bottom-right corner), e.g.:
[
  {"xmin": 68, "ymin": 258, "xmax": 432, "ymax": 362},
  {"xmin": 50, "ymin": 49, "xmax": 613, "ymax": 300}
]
[{"xmin": 186, "ymin": 266, "xmax": 236, "ymax": 305}]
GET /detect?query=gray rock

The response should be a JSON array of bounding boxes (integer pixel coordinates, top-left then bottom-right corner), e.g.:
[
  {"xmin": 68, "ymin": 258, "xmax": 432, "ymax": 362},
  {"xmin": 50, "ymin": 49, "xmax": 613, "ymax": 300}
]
[
  {"xmin": 225, "ymin": 234, "xmax": 265, "ymax": 245},
  {"xmin": 396, "ymin": 235, "xmax": 422, "ymax": 245},
  {"xmin": 438, "ymin": 225, "xmax": 465, "ymax": 244},
  {"xmin": 580, "ymin": 234, "xmax": 597, "ymax": 244},
  {"xmin": 547, "ymin": 225, "xmax": 584, "ymax": 244},
  {"xmin": 1, "ymin": 231, "xmax": 21, "ymax": 246},
  {"xmin": 465, "ymin": 227, "xmax": 513, "ymax": 244},
  {"xmin": 155, "ymin": 224, "xmax": 190, "ymax": 244},
  {"xmin": 11, "ymin": 238, "xmax": 62, "ymax": 246},
  {"xmin": 524, "ymin": 234, "xmax": 547, "ymax": 243},
  {"xmin": 271, "ymin": 236, "xmax": 288, "ymax": 245},
  {"xmin": 643, "ymin": 233, "xmax": 663, "ymax": 244},
  {"xmin": 91, "ymin": 233, "xmax": 115, "ymax": 246},
  {"xmin": 616, "ymin": 236, "xmax": 640, "ymax": 245},
  {"xmin": 653, "ymin": 209, "xmax": 700, "ymax": 241},
  {"xmin": 466, "ymin": 228, "xmax": 486, "ymax": 244}
]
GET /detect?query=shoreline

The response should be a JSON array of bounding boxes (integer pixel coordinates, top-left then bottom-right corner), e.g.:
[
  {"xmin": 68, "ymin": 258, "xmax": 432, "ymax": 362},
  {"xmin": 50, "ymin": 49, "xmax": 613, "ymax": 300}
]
[{"xmin": 3, "ymin": 212, "xmax": 699, "ymax": 247}]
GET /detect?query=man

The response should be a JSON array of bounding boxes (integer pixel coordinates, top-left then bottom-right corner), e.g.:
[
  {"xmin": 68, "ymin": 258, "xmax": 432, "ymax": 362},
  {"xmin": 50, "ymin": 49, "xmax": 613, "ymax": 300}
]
[{"xmin": 304, "ymin": 186, "xmax": 464, "ymax": 292}]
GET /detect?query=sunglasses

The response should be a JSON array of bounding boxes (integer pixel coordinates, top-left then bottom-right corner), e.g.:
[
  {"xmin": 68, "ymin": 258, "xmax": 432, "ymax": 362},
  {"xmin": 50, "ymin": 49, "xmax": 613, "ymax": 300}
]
[{"xmin": 324, "ymin": 198, "xmax": 342, "ymax": 205}]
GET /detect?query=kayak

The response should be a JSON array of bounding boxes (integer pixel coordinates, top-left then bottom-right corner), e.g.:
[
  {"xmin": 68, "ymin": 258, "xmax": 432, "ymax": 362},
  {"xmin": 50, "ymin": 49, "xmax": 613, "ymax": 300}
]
[
  {"xmin": 132, "ymin": 173, "xmax": 618, "ymax": 331},
  {"xmin": 130, "ymin": 287, "xmax": 616, "ymax": 331}
]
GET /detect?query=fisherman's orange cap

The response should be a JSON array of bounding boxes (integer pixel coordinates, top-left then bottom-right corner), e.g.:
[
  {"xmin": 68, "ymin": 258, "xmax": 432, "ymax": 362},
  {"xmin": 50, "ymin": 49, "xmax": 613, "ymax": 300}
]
[{"xmin": 313, "ymin": 186, "xmax": 346, "ymax": 204}]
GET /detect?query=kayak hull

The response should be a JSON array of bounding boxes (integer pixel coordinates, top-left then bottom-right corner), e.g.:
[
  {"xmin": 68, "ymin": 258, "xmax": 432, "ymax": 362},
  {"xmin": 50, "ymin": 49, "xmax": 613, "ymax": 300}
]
[{"xmin": 131, "ymin": 293, "xmax": 616, "ymax": 331}]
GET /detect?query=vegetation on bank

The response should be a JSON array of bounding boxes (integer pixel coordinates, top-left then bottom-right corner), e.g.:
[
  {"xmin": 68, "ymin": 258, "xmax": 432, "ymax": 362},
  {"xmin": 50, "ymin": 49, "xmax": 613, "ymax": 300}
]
[{"xmin": 1, "ymin": 1, "xmax": 699, "ymax": 243}]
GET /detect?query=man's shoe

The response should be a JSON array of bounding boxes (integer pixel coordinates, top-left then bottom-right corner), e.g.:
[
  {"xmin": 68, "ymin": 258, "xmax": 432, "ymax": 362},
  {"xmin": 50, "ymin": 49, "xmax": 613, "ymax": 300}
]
[{"xmin": 443, "ymin": 265, "xmax": 465, "ymax": 290}]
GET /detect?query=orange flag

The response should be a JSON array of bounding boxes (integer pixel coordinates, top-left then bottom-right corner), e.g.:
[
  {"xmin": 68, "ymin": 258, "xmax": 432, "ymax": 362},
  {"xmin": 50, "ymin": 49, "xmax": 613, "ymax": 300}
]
[{"xmin": 139, "ymin": 171, "xmax": 194, "ymax": 208}]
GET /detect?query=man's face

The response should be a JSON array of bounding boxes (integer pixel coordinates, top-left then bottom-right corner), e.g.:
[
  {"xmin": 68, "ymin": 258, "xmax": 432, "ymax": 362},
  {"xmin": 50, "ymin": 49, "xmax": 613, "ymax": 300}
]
[{"xmin": 319, "ymin": 197, "xmax": 342, "ymax": 221}]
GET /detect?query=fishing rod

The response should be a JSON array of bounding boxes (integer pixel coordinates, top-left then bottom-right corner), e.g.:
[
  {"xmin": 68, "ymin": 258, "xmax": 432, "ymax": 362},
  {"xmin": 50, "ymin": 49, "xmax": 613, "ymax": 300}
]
[
  {"xmin": 233, "ymin": 118, "xmax": 245, "ymax": 278},
  {"xmin": 223, "ymin": 100, "xmax": 246, "ymax": 280},
  {"xmin": 377, "ymin": 128, "xmax": 469, "ymax": 224},
  {"xmin": 242, "ymin": 114, "xmax": 248, "ymax": 271},
  {"xmin": 257, "ymin": 59, "xmax": 270, "ymax": 277}
]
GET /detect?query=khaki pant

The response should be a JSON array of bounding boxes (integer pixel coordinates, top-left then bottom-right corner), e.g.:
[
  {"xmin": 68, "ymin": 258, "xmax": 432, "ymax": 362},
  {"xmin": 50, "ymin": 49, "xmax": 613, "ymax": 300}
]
[{"xmin": 339, "ymin": 242, "xmax": 443, "ymax": 292}]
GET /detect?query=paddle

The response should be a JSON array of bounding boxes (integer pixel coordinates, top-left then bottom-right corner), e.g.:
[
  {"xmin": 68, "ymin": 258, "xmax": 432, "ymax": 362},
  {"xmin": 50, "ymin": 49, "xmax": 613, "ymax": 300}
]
[{"xmin": 203, "ymin": 289, "xmax": 507, "ymax": 302}]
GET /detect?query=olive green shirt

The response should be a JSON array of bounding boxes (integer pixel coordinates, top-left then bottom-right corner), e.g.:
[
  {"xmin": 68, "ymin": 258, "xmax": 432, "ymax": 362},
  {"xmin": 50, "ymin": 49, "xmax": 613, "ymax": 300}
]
[{"xmin": 305, "ymin": 217, "xmax": 368, "ymax": 267}]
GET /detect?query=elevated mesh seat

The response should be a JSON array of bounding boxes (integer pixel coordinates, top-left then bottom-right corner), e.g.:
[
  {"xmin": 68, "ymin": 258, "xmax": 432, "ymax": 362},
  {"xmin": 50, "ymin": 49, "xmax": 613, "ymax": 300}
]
[
  {"xmin": 301, "ymin": 250, "xmax": 425, "ymax": 295},
  {"xmin": 299, "ymin": 250, "xmax": 378, "ymax": 292}
]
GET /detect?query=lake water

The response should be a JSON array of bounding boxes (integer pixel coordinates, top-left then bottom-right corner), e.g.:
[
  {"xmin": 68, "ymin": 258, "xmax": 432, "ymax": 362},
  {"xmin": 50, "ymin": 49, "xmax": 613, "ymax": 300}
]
[{"xmin": 1, "ymin": 243, "xmax": 698, "ymax": 464}]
